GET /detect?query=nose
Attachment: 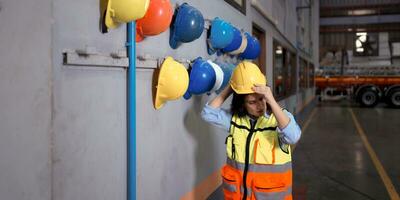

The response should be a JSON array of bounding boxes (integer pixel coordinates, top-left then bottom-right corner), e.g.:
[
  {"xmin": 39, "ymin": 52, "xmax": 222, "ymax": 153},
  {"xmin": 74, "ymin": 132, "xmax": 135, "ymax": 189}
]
[{"xmin": 256, "ymin": 100, "xmax": 265, "ymax": 109}]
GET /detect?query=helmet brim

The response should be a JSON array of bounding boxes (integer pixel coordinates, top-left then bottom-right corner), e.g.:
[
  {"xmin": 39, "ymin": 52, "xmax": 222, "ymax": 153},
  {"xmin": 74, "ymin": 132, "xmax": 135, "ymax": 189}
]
[{"xmin": 104, "ymin": 0, "xmax": 120, "ymax": 29}]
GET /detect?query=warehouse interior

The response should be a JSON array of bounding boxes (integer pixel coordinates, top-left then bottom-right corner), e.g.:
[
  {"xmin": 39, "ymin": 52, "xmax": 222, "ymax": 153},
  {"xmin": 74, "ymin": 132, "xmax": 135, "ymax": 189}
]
[{"xmin": 0, "ymin": 0, "xmax": 399, "ymax": 199}]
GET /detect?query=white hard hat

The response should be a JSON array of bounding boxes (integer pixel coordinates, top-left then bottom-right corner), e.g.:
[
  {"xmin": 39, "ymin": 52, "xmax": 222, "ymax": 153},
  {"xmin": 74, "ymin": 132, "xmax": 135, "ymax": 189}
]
[{"xmin": 207, "ymin": 60, "xmax": 224, "ymax": 93}]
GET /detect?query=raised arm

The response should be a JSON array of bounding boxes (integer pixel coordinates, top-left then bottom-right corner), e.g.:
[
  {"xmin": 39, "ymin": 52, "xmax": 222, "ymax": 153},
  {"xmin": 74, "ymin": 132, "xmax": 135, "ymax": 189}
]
[{"xmin": 209, "ymin": 85, "xmax": 233, "ymax": 108}]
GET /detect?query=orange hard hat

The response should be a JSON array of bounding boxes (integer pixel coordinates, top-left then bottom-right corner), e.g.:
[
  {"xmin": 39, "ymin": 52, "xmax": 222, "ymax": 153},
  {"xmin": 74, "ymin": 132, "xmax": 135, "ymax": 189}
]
[{"xmin": 136, "ymin": 0, "xmax": 173, "ymax": 42}]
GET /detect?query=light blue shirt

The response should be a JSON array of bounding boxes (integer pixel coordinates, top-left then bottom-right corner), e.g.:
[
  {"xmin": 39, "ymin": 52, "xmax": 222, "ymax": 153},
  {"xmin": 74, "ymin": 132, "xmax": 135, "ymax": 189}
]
[{"xmin": 201, "ymin": 103, "xmax": 302, "ymax": 144}]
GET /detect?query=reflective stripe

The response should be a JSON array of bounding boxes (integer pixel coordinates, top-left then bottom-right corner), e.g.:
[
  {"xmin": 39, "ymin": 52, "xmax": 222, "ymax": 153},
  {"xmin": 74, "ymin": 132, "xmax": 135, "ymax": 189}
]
[
  {"xmin": 253, "ymin": 186, "xmax": 292, "ymax": 200},
  {"xmin": 239, "ymin": 186, "xmax": 292, "ymax": 199},
  {"xmin": 227, "ymin": 158, "xmax": 292, "ymax": 173},
  {"xmin": 222, "ymin": 181, "xmax": 237, "ymax": 193}
]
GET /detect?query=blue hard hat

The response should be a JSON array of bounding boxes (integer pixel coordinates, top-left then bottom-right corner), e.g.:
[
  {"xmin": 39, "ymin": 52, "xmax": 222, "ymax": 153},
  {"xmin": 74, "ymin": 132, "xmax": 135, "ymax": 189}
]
[
  {"xmin": 240, "ymin": 32, "xmax": 261, "ymax": 60},
  {"xmin": 222, "ymin": 26, "xmax": 242, "ymax": 53},
  {"xmin": 169, "ymin": 3, "xmax": 205, "ymax": 49},
  {"xmin": 207, "ymin": 18, "xmax": 234, "ymax": 55},
  {"xmin": 183, "ymin": 57, "xmax": 216, "ymax": 99},
  {"xmin": 214, "ymin": 62, "xmax": 234, "ymax": 94}
]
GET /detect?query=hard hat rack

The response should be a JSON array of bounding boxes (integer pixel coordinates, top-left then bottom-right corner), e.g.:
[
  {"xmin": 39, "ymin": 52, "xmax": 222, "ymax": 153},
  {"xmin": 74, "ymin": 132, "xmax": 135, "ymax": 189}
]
[
  {"xmin": 63, "ymin": 47, "xmax": 128, "ymax": 68},
  {"xmin": 63, "ymin": 44, "xmax": 241, "ymax": 69}
]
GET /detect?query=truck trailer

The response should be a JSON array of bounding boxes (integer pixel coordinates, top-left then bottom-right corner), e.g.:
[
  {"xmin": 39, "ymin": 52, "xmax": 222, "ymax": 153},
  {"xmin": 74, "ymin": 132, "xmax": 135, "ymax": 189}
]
[{"xmin": 315, "ymin": 66, "xmax": 400, "ymax": 108}]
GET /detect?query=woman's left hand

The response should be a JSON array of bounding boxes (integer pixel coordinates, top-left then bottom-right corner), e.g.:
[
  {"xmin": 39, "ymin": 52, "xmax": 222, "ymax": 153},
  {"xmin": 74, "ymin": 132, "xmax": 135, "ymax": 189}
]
[
  {"xmin": 252, "ymin": 84, "xmax": 276, "ymax": 104},
  {"xmin": 253, "ymin": 84, "xmax": 289, "ymax": 129}
]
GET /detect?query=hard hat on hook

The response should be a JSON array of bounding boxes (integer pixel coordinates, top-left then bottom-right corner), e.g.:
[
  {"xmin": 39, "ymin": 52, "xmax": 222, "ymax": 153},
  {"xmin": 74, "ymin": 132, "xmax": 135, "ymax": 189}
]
[
  {"xmin": 169, "ymin": 3, "xmax": 205, "ymax": 49},
  {"xmin": 207, "ymin": 17, "xmax": 234, "ymax": 55},
  {"xmin": 229, "ymin": 31, "xmax": 248, "ymax": 55},
  {"xmin": 222, "ymin": 26, "xmax": 242, "ymax": 53},
  {"xmin": 155, "ymin": 56, "xmax": 189, "ymax": 109},
  {"xmin": 103, "ymin": 0, "xmax": 150, "ymax": 31},
  {"xmin": 136, "ymin": 0, "xmax": 173, "ymax": 42},
  {"xmin": 240, "ymin": 33, "xmax": 261, "ymax": 60},
  {"xmin": 183, "ymin": 57, "xmax": 216, "ymax": 99},
  {"xmin": 214, "ymin": 61, "xmax": 234, "ymax": 94},
  {"xmin": 207, "ymin": 60, "xmax": 224, "ymax": 93}
]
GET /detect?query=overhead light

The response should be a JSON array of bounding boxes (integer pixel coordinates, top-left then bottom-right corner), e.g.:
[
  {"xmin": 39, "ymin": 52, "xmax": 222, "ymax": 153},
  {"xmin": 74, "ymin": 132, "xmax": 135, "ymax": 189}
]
[
  {"xmin": 350, "ymin": 9, "xmax": 375, "ymax": 16},
  {"xmin": 356, "ymin": 32, "xmax": 367, "ymax": 36},
  {"xmin": 356, "ymin": 48, "xmax": 364, "ymax": 52},
  {"xmin": 356, "ymin": 40, "xmax": 362, "ymax": 48},
  {"xmin": 359, "ymin": 35, "xmax": 367, "ymax": 42},
  {"xmin": 276, "ymin": 46, "xmax": 282, "ymax": 54}
]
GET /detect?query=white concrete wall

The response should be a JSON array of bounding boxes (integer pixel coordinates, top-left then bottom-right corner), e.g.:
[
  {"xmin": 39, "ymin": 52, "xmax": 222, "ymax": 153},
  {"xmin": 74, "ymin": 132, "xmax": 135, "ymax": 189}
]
[{"xmin": 0, "ymin": 0, "xmax": 52, "ymax": 199}]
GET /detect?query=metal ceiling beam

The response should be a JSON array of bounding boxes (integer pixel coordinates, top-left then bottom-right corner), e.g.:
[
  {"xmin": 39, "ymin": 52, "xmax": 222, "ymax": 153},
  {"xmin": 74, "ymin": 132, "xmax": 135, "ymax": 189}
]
[
  {"xmin": 320, "ymin": 3, "xmax": 400, "ymax": 11},
  {"xmin": 320, "ymin": 14, "xmax": 400, "ymax": 26},
  {"xmin": 320, "ymin": 23, "xmax": 400, "ymax": 33}
]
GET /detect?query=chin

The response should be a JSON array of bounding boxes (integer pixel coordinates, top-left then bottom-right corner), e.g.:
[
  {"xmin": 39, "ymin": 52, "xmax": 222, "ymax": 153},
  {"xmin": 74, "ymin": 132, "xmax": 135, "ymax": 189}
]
[{"xmin": 253, "ymin": 113, "xmax": 264, "ymax": 118}]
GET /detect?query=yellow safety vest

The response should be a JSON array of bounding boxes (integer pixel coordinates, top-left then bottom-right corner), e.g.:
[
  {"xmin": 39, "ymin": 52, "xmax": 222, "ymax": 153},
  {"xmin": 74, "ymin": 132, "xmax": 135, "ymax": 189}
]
[{"xmin": 221, "ymin": 114, "xmax": 293, "ymax": 200}]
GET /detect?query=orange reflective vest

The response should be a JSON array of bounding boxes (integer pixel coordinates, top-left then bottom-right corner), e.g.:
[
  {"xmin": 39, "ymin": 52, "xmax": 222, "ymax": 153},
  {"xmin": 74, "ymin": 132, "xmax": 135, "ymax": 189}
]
[{"xmin": 221, "ymin": 114, "xmax": 292, "ymax": 200}]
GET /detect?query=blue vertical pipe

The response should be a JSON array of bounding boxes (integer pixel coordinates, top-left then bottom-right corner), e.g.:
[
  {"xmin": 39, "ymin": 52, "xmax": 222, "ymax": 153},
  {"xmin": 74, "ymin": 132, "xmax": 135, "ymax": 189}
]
[{"xmin": 127, "ymin": 21, "xmax": 136, "ymax": 200}]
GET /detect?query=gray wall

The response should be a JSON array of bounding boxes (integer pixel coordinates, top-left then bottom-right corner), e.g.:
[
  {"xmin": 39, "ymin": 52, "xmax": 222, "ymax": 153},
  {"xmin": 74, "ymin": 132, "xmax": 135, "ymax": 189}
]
[
  {"xmin": 0, "ymin": 0, "xmax": 319, "ymax": 199},
  {"xmin": 0, "ymin": 0, "xmax": 52, "ymax": 199},
  {"xmin": 136, "ymin": 1, "xmax": 249, "ymax": 199},
  {"xmin": 51, "ymin": 0, "xmax": 127, "ymax": 199}
]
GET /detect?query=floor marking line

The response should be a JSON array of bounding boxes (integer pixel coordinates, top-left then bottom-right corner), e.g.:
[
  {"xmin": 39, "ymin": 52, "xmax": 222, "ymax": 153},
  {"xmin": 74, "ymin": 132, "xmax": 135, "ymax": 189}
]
[
  {"xmin": 292, "ymin": 108, "xmax": 317, "ymax": 152},
  {"xmin": 349, "ymin": 108, "xmax": 400, "ymax": 200},
  {"xmin": 301, "ymin": 108, "xmax": 317, "ymax": 133}
]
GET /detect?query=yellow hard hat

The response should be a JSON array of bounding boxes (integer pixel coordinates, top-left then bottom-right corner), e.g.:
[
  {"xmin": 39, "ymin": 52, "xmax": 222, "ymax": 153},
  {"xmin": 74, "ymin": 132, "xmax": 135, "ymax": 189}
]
[
  {"xmin": 105, "ymin": 0, "xmax": 150, "ymax": 29},
  {"xmin": 155, "ymin": 57, "xmax": 189, "ymax": 109},
  {"xmin": 230, "ymin": 61, "xmax": 266, "ymax": 94}
]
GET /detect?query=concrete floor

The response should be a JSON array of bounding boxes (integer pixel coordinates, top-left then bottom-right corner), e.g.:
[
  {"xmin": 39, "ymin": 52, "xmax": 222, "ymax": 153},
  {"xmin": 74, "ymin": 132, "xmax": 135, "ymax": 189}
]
[
  {"xmin": 293, "ymin": 100, "xmax": 400, "ymax": 200},
  {"xmin": 208, "ymin": 100, "xmax": 400, "ymax": 200}
]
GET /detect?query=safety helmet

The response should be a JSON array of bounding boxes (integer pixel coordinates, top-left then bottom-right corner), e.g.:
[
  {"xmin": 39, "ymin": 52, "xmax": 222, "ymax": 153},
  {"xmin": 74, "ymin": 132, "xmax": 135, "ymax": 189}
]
[
  {"xmin": 155, "ymin": 56, "xmax": 189, "ymax": 109},
  {"xmin": 229, "ymin": 31, "xmax": 248, "ymax": 55},
  {"xmin": 222, "ymin": 26, "xmax": 242, "ymax": 53},
  {"xmin": 183, "ymin": 58, "xmax": 216, "ymax": 99},
  {"xmin": 240, "ymin": 33, "xmax": 261, "ymax": 60},
  {"xmin": 104, "ymin": 0, "xmax": 150, "ymax": 29},
  {"xmin": 207, "ymin": 18, "xmax": 234, "ymax": 55},
  {"xmin": 207, "ymin": 60, "xmax": 224, "ymax": 93},
  {"xmin": 169, "ymin": 3, "xmax": 205, "ymax": 49},
  {"xmin": 136, "ymin": 0, "xmax": 173, "ymax": 42},
  {"xmin": 214, "ymin": 62, "xmax": 234, "ymax": 94},
  {"xmin": 230, "ymin": 61, "xmax": 266, "ymax": 94}
]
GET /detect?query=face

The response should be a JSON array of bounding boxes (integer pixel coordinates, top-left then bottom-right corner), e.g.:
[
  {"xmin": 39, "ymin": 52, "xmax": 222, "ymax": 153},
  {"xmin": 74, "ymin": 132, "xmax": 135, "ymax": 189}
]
[{"xmin": 244, "ymin": 93, "xmax": 267, "ymax": 118}]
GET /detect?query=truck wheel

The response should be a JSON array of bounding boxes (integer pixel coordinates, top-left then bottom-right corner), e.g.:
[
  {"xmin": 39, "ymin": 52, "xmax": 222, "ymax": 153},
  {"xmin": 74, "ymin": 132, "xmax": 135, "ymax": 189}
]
[
  {"xmin": 359, "ymin": 88, "xmax": 378, "ymax": 107},
  {"xmin": 388, "ymin": 89, "xmax": 400, "ymax": 108}
]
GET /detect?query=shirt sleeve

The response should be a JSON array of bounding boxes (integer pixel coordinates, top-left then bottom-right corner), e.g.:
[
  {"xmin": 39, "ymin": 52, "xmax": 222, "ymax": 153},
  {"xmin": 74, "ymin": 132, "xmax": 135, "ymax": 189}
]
[
  {"xmin": 201, "ymin": 103, "xmax": 232, "ymax": 132},
  {"xmin": 277, "ymin": 110, "xmax": 302, "ymax": 144}
]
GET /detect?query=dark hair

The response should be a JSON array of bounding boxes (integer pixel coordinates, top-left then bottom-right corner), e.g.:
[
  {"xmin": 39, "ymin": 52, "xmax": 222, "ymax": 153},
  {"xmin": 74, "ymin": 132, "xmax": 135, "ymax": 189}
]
[
  {"xmin": 230, "ymin": 92, "xmax": 272, "ymax": 117},
  {"xmin": 230, "ymin": 93, "xmax": 248, "ymax": 117}
]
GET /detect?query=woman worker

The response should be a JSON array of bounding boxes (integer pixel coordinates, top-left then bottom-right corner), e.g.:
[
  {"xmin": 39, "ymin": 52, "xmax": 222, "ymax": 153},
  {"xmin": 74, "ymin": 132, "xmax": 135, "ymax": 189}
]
[{"xmin": 201, "ymin": 61, "xmax": 301, "ymax": 200}]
